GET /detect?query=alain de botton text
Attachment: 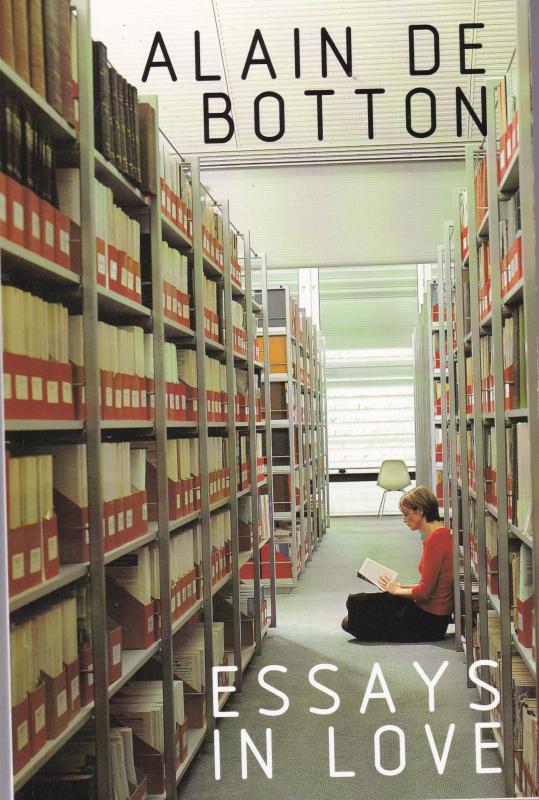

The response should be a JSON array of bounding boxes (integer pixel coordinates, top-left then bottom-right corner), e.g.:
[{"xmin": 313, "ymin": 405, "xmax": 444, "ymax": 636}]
[{"xmin": 208, "ymin": 659, "xmax": 502, "ymax": 780}]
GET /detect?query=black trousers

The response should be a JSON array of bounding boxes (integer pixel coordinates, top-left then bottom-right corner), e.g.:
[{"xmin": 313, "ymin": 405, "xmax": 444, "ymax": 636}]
[{"xmin": 345, "ymin": 591, "xmax": 451, "ymax": 643}]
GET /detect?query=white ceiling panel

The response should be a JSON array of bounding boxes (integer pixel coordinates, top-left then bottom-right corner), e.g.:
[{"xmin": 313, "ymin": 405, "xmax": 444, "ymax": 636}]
[{"xmin": 90, "ymin": 0, "xmax": 516, "ymax": 164}]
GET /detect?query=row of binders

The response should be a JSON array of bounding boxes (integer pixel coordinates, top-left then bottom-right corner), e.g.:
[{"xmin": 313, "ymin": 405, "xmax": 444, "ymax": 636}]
[
  {"xmin": 0, "ymin": 0, "xmax": 78, "ymax": 127},
  {"xmin": 162, "ymin": 240, "xmax": 190, "ymax": 329},
  {"xmin": 160, "ymin": 145, "xmax": 193, "ymax": 239}
]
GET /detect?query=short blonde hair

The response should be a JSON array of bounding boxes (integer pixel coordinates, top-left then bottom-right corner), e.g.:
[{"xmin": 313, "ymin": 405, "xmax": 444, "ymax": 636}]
[{"xmin": 399, "ymin": 486, "xmax": 441, "ymax": 522}]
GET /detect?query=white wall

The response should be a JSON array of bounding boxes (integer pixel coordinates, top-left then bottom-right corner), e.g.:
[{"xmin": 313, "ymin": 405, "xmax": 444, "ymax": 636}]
[{"xmin": 202, "ymin": 161, "xmax": 465, "ymax": 267}]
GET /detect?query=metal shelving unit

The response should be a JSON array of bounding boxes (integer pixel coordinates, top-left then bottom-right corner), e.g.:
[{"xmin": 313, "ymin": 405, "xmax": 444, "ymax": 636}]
[{"xmin": 431, "ymin": 3, "xmax": 539, "ymax": 794}]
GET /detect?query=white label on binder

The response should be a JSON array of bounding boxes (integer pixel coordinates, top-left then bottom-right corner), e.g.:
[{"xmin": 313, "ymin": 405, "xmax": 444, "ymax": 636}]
[
  {"xmin": 142, "ymin": 504, "xmax": 148, "ymax": 521},
  {"xmin": 98, "ymin": 252, "xmax": 106, "ymax": 275},
  {"xmin": 60, "ymin": 229, "xmax": 70, "ymax": 255},
  {"xmin": 30, "ymin": 547, "xmax": 41, "ymax": 574},
  {"xmin": 123, "ymin": 388, "xmax": 130, "ymax": 407},
  {"xmin": 12, "ymin": 553, "xmax": 24, "ymax": 580},
  {"xmin": 57, "ymin": 689, "xmax": 67, "ymax": 718},
  {"xmin": 32, "ymin": 211, "xmax": 40, "ymax": 239},
  {"xmin": 62, "ymin": 381, "xmax": 72, "ymax": 404},
  {"xmin": 127, "ymin": 271, "xmax": 134, "ymax": 290},
  {"xmin": 121, "ymin": 267, "xmax": 129, "ymax": 287},
  {"xmin": 48, "ymin": 535, "xmax": 58, "ymax": 560},
  {"xmin": 110, "ymin": 259, "xmax": 118, "ymax": 280},
  {"xmin": 34, "ymin": 704, "xmax": 45, "ymax": 733},
  {"xmin": 17, "ymin": 720, "xmax": 29, "ymax": 751},
  {"xmin": 136, "ymin": 276, "xmax": 141, "ymax": 295},
  {"xmin": 112, "ymin": 644, "xmax": 121, "ymax": 665},
  {"xmin": 15, "ymin": 374, "xmax": 29, "ymax": 400},
  {"xmin": 71, "ymin": 676, "xmax": 80, "ymax": 701},
  {"xmin": 3, "ymin": 373, "xmax": 11, "ymax": 400},
  {"xmin": 106, "ymin": 386, "xmax": 113, "ymax": 407},
  {"xmin": 13, "ymin": 200, "xmax": 24, "ymax": 231},
  {"xmin": 126, "ymin": 509, "xmax": 133, "ymax": 528},
  {"xmin": 117, "ymin": 511, "xmax": 125, "ymax": 532},
  {"xmin": 47, "ymin": 380, "xmax": 59, "ymax": 404},
  {"xmin": 45, "ymin": 220, "xmax": 54, "ymax": 247},
  {"xmin": 148, "ymin": 616, "xmax": 154, "ymax": 632},
  {"xmin": 88, "ymin": 667, "xmax": 94, "ymax": 687},
  {"xmin": 115, "ymin": 389, "xmax": 122, "ymax": 408},
  {"xmin": 31, "ymin": 376, "xmax": 43, "ymax": 401},
  {"xmin": 108, "ymin": 515, "xmax": 115, "ymax": 535},
  {"xmin": 132, "ymin": 390, "xmax": 139, "ymax": 408},
  {"xmin": 0, "ymin": 192, "xmax": 6, "ymax": 222}
]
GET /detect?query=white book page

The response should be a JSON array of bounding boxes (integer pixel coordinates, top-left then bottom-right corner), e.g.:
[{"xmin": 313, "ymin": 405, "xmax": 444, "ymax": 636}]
[{"xmin": 357, "ymin": 557, "xmax": 398, "ymax": 590}]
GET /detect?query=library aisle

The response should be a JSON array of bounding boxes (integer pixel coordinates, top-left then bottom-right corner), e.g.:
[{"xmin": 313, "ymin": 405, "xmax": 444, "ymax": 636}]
[{"xmin": 179, "ymin": 517, "xmax": 504, "ymax": 800}]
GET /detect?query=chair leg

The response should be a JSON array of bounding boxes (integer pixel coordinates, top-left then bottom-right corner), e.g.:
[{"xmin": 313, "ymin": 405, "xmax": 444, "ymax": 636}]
[{"xmin": 377, "ymin": 490, "xmax": 387, "ymax": 519}]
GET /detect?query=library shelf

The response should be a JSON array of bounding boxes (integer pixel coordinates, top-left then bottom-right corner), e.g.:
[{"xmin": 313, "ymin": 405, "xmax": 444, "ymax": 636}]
[
  {"xmin": 101, "ymin": 420, "xmax": 154, "ymax": 430},
  {"xmin": 9, "ymin": 563, "xmax": 89, "ymax": 613},
  {"xmin": 492, "ymin": 723, "xmax": 505, "ymax": 764},
  {"xmin": 163, "ymin": 318, "xmax": 195, "ymax": 341},
  {"xmin": 161, "ymin": 215, "xmax": 192, "ymax": 252},
  {"xmin": 210, "ymin": 497, "xmax": 231, "ymax": 514},
  {"xmin": 169, "ymin": 510, "xmax": 201, "ymax": 534},
  {"xmin": 502, "ymin": 276, "xmax": 524, "ymax": 306},
  {"xmin": 469, "ymin": 487, "xmax": 477, "ymax": 500},
  {"xmin": 237, "ymin": 485, "xmax": 251, "ymax": 497},
  {"xmin": 212, "ymin": 570, "xmax": 233, "ymax": 596},
  {"xmin": 511, "ymin": 624, "xmax": 536, "ymax": 676},
  {"xmin": 267, "ymin": 327, "xmax": 290, "ymax": 338},
  {"xmin": 270, "ymin": 419, "xmax": 293, "ymax": 428},
  {"xmin": 0, "ymin": 239, "xmax": 81, "ymax": 287},
  {"xmin": 251, "ymin": 297, "xmax": 263, "ymax": 314},
  {"xmin": 231, "ymin": 282, "xmax": 245, "ymax": 299},
  {"xmin": 4, "ymin": 419, "xmax": 84, "ymax": 432},
  {"xmin": 270, "ymin": 373, "xmax": 295, "ymax": 382},
  {"xmin": 94, "ymin": 149, "xmax": 149, "ymax": 209},
  {"xmin": 486, "ymin": 503, "xmax": 499, "ymax": 519},
  {"xmin": 208, "ymin": 422, "xmax": 228, "ymax": 431},
  {"xmin": 256, "ymin": 420, "xmax": 267, "ymax": 430},
  {"xmin": 147, "ymin": 726, "xmax": 209, "ymax": 800},
  {"xmin": 498, "ymin": 148, "xmax": 520, "ymax": 195},
  {"xmin": 202, "ymin": 253, "xmax": 224, "ymax": 279},
  {"xmin": 487, "ymin": 589, "xmax": 501, "ymax": 616},
  {"xmin": 233, "ymin": 351, "xmax": 247, "ymax": 364},
  {"xmin": 257, "ymin": 478, "xmax": 268, "ymax": 490},
  {"xmin": 254, "ymin": 360, "xmax": 264, "ymax": 371},
  {"xmin": 205, "ymin": 338, "xmax": 225, "ymax": 355},
  {"xmin": 0, "ymin": 57, "xmax": 77, "ymax": 143},
  {"xmin": 108, "ymin": 641, "xmax": 162, "ymax": 699},
  {"xmin": 480, "ymin": 310, "xmax": 493, "ymax": 329},
  {"xmin": 13, "ymin": 705, "xmax": 94, "ymax": 792},
  {"xmin": 97, "ymin": 286, "xmax": 152, "ymax": 319},
  {"xmin": 505, "ymin": 408, "xmax": 528, "ymax": 420},
  {"xmin": 272, "ymin": 464, "xmax": 299, "ymax": 474},
  {"xmin": 166, "ymin": 420, "xmax": 198, "ymax": 430},
  {"xmin": 235, "ymin": 421, "xmax": 249, "ymax": 429},
  {"xmin": 482, "ymin": 413, "xmax": 496, "ymax": 423},
  {"xmin": 104, "ymin": 524, "xmax": 159, "ymax": 565},
  {"xmin": 171, "ymin": 598, "xmax": 204, "ymax": 636},
  {"xmin": 239, "ymin": 550, "xmax": 254, "ymax": 568},
  {"xmin": 240, "ymin": 626, "xmax": 270, "ymax": 674},
  {"xmin": 509, "ymin": 522, "xmax": 533, "ymax": 549},
  {"xmin": 477, "ymin": 209, "xmax": 490, "ymax": 238}
]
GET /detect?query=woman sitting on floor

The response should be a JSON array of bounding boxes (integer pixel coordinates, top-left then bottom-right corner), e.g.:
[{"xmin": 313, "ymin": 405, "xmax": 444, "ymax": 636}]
[{"xmin": 342, "ymin": 486, "xmax": 454, "ymax": 643}]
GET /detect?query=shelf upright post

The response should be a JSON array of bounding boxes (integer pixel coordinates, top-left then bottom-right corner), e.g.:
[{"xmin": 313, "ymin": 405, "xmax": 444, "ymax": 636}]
[
  {"xmin": 516, "ymin": 1, "xmax": 539, "ymax": 769},
  {"xmin": 438, "ymin": 245, "xmax": 451, "ymax": 528},
  {"xmin": 142, "ymin": 95, "xmax": 179, "ymax": 800},
  {"xmin": 322, "ymin": 338, "xmax": 330, "ymax": 527},
  {"xmin": 315, "ymin": 328, "xmax": 324, "ymax": 537},
  {"xmin": 466, "ymin": 144, "xmax": 490, "ymax": 693},
  {"xmin": 188, "ymin": 156, "xmax": 215, "ymax": 728},
  {"xmin": 485, "ymin": 78, "xmax": 514, "ymax": 790},
  {"xmin": 260, "ymin": 255, "xmax": 277, "ymax": 626},
  {"xmin": 443, "ymin": 222, "xmax": 463, "ymax": 650},
  {"xmin": 426, "ymin": 282, "xmax": 438, "ymax": 492},
  {"xmin": 244, "ymin": 234, "xmax": 262, "ymax": 652},
  {"xmin": 453, "ymin": 191, "xmax": 473, "ymax": 666},
  {"xmin": 0, "ymin": 284, "xmax": 12, "ymax": 795},
  {"xmin": 221, "ymin": 201, "xmax": 242, "ymax": 689},
  {"xmin": 310, "ymin": 322, "xmax": 319, "ymax": 547},
  {"xmin": 296, "ymin": 308, "xmax": 307, "ymax": 569},
  {"xmin": 285, "ymin": 289, "xmax": 298, "ymax": 584},
  {"xmin": 76, "ymin": 1, "xmax": 111, "ymax": 795}
]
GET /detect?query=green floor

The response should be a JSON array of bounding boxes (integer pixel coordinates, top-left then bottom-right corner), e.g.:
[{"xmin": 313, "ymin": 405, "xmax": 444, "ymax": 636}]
[{"xmin": 178, "ymin": 516, "xmax": 506, "ymax": 800}]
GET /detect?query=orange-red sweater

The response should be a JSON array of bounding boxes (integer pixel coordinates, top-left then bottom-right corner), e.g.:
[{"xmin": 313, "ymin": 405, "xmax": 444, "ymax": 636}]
[{"xmin": 411, "ymin": 527, "xmax": 454, "ymax": 615}]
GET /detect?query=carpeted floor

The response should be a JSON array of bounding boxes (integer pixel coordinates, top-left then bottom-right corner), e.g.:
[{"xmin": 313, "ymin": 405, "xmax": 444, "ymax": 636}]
[{"xmin": 178, "ymin": 516, "xmax": 506, "ymax": 800}]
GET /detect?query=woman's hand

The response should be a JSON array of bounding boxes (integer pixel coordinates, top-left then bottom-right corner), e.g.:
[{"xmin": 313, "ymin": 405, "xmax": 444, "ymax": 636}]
[{"xmin": 378, "ymin": 576, "xmax": 401, "ymax": 594}]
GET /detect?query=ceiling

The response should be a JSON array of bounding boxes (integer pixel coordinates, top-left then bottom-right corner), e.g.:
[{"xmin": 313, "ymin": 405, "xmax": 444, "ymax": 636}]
[{"xmin": 91, "ymin": 0, "xmax": 516, "ymax": 166}]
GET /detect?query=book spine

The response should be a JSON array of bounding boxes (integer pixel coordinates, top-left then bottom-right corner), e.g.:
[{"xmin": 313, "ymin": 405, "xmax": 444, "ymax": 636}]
[
  {"xmin": 108, "ymin": 66, "xmax": 121, "ymax": 169},
  {"xmin": 93, "ymin": 40, "xmax": 112, "ymax": 159},
  {"xmin": 42, "ymin": 0, "xmax": 63, "ymax": 114},
  {"xmin": 11, "ymin": 0, "xmax": 30, "ymax": 84},
  {"xmin": 0, "ymin": 0, "xmax": 15, "ymax": 68},
  {"xmin": 27, "ymin": 0, "xmax": 46, "ymax": 97},
  {"xmin": 58, "ymin": 0, "xmax": 74, "ymax": 125}
]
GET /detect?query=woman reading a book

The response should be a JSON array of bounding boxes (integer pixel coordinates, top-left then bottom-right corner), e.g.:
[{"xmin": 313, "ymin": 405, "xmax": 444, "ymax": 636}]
[{"xmin": 341, "ymin": 486, "xmax": 453, "ymax": 643}]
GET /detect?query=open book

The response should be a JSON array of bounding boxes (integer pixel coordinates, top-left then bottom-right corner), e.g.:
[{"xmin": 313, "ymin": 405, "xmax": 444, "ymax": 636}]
[{"xmin": 357, "ymin": 557, "xmax": 398, "ymax": 591}]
